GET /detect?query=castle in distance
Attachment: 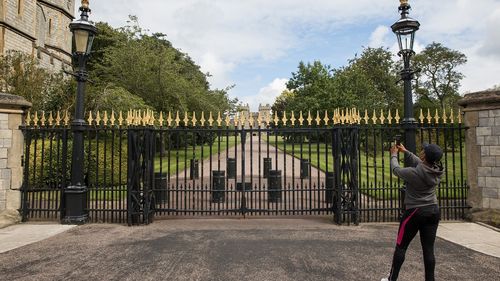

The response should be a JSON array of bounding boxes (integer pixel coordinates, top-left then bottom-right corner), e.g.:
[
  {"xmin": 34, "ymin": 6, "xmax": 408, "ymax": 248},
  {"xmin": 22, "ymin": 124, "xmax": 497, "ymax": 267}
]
[
  {"xmin": 237, "ymin": 103, "xmax": 272, "ymax": 129},
  {"xmin": 0, "ymin": 0, "xmax": 75, "ymax": 71}
]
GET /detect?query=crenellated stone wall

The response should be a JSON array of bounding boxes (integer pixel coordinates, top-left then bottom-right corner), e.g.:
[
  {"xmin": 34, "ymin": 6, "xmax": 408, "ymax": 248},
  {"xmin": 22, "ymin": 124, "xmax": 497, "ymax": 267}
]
[{"xmin": 459, "ymin": 90, "xmax": 500, "ymax": 211}]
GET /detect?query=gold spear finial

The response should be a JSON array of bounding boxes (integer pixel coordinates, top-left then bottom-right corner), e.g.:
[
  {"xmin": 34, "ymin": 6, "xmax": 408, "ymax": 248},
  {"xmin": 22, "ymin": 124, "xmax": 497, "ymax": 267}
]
[
  {"xmin": 82, "ymin": 0, "xmax": 89, "ymax": 9},
  {"xmin": 400, "ymin": 0, "xmax": 409, "ymax": 6}
]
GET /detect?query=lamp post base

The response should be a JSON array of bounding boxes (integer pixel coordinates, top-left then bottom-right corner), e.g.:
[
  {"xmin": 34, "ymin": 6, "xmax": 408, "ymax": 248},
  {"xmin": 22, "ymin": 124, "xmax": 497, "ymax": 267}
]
[
  {"xmin": 62, "ymin": 185, "xmax": 88, "ymax": 225},
  {"xmin": 61, "ymin": 215, "xmax": 88, "ymax": 225}
]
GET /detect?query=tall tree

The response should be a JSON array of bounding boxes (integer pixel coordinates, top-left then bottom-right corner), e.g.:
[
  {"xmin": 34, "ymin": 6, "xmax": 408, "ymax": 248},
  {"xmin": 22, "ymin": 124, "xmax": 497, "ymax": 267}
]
[
  {"xmin": 350, "ymin": 47, "xmax": 402, "ymax": 111},
  {"xmin": 413, "ymin": 42, "xmax": 467, "ymax": 110},
  {"xmin": 276, "ymin": 47, "xmax": 401, "ymax": 115},
  {"xmin": 285, "ymin": 61, "xmax": 336, "ymax": 113},
  {"xmin": 89, "ymin": 17, "xmax": 233, "ymax": 115},
  {"xmin": 271, "ymin": 89, "xmax": 295, "ymax": 116}
]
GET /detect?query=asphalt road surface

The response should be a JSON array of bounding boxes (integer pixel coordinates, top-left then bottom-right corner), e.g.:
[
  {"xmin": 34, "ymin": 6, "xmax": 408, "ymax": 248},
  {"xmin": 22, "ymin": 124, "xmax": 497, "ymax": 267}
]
[{"xmin": 1, "ymin": 218, "xmax": 499, "ymax": 281}]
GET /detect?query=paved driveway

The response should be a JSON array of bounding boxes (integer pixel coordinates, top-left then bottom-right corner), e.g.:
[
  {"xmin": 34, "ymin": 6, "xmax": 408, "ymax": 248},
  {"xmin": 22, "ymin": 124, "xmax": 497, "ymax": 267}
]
[{"xmin": 0, "ymin": 219, "xmax": 499, "ymax": 281}]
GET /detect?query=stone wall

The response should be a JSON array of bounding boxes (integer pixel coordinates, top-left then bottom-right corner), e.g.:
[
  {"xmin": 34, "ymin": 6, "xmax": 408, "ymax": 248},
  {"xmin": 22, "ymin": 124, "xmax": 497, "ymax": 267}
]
[
  {"xmin": 458, "ymin": 90, "xmax": 500, "ymax": 210},
  {"xmin": 3, "ymin": 0, "xmax": 37, "ymax": 38},
  {"xmin": 0, "ymin": 93, "xmax": 31, "ymax": 218},
  {"xmin": 3, "ymin": 27, "xmax": 34, "ymax": 54},
  {"xmin": 0, "ymin": 0, "xmax": 75, "ymax": 71}
]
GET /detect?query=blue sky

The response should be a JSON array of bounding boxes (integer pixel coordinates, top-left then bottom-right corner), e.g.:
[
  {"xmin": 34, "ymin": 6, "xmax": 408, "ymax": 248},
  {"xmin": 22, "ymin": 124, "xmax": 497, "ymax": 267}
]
[{"xmin": 83, "ymin": 0, "xmax": 500, "ymax": 111}]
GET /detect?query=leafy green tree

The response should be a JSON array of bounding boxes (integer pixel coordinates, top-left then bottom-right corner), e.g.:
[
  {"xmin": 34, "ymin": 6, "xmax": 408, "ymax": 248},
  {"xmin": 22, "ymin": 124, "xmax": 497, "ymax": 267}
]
[
  {"xmin": 0, "ymin": 51, "xmax": 73, "ymax": 111},
  {"xmin": 276, "ymin": 47, "xmax": 401, "ymax": 115},
  {"xmin": 350, "ymin": 47, "xmax": 402, "ymax": 111},
  {"xmin": 413, "ymin": 42, "xmax": 467, "ymax": 111},
  {"xmin": 87, "ymin": 85, "xmax": 152, "ymax": 113},
  {"xmin": 284, "ymin": 61, "xmax": 336, "ymax": 113},
  {"xmin": 88, "ymin": 17, "xmax": 233, "ymax": 115},
  {"xmin": 271, "ymin": 89, "xmax": 294, "ymax": 116}
]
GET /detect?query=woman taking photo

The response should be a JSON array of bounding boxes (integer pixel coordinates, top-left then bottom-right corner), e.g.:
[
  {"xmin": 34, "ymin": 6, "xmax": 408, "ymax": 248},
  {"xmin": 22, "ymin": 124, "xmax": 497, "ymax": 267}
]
[{"xmin": 382, "ymin": 143, "xmax": 444, "ymax": 281}]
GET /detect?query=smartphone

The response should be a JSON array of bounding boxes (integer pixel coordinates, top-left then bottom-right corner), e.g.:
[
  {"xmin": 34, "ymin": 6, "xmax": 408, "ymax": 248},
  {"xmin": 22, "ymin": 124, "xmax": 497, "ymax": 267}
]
[{"xmin": 395, "ymin": 135, "xmax": 402, "ymax": 146}]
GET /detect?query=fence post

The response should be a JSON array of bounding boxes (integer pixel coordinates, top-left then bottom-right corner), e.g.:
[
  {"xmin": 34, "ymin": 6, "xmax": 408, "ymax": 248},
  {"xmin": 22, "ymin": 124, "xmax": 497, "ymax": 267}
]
[
  {"xmin": 458, "ymin": 90, "xmax": 500, "ymax": 212},
  {"xmin": 0, "ymin": 93, "xmax": 31, "ymax": 227}
]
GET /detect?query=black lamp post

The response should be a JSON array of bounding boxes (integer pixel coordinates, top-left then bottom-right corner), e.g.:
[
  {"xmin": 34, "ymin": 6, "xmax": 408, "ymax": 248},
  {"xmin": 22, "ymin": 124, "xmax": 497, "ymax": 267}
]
[
  {"xmin": 62, "ymin": 0, "xmax": 97, "ymax": 224},
  {"xmin": 392, "ymin": 0, "xmax": 420, "ymax": 160}
]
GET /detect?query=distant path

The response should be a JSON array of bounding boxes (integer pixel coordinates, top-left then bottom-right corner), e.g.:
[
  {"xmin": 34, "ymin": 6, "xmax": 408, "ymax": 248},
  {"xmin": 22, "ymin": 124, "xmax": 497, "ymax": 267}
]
[
  {"xmin": 174, "ymin": 135, "xmax": 327, "ymax": 187},
  {"xmin": 160, "ymin": 135, "xmax": 333, "ymax": 213}
]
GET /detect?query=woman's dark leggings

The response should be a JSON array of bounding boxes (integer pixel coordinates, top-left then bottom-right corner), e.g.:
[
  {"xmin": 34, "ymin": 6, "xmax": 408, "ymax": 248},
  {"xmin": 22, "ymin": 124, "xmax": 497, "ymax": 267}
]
[{"xmin": 388, "ymin": 204, "xmax": 440, "ymax": 281}]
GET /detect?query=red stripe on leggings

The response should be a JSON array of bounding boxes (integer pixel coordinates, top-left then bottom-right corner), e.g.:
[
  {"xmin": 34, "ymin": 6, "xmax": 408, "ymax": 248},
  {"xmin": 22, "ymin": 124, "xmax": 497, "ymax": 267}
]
[{"xmin": 397, "ymin": 208, "xmax": 419, "ymax": 246}]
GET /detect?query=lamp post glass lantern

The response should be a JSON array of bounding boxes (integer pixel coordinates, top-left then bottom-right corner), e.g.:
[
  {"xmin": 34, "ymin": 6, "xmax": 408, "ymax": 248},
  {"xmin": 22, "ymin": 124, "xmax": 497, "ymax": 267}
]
[
  {"xmin": 69, "ymin": 1, "xmax": 96, "ymax": 69},
  {"xmin": 62, "ymin": 0, "xmax": 96, "ymax": 224},
  {"xmin": 392, "ymin": 1, "xmax": 419, "ymax": 55},
  {"xmin": 392, "ymin": 0, "xmax": 419, "ymax": 158}
]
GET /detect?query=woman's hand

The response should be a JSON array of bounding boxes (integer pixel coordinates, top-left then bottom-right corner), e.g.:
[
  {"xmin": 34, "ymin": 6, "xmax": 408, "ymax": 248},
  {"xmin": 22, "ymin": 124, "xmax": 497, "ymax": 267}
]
[
  {"xmin": 397, "ymin": 144, "xmax": 408, "ymax": 153},
  {"xmin": 390, "ymin": 145, "xmax": 399, "ymax": 156}
]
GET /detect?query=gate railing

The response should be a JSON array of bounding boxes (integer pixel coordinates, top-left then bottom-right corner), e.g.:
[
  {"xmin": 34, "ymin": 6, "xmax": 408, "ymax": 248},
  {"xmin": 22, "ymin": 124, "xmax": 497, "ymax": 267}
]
[
  {"xmin": 19, "ymin": 108, "xmax": 466, "ymax": 224},
  {"xmin": 124, "ymin": 125, "xmax": 359, "ymax": 225}
]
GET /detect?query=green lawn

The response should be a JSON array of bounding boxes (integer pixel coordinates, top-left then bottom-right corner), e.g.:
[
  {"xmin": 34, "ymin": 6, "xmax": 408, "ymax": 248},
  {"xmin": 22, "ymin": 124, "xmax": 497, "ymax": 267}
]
[
  {"xmin": 273, "ymin": 137, "xmax": 467, "ymax": 199},
  {"xmin": 30, "ymin": 133, "xmax": 234, "ymax": 202},
  {"xmin": 154, "ymin": 136, "xmax": 238, "ymax": 173}
]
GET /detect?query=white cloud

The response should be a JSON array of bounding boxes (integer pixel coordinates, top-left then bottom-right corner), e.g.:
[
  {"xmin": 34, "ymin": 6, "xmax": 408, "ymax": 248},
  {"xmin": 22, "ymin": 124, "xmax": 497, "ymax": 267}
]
[
  {"xmin": 478, "ymin": 8, "xmax": 500, "ymax": 58},
  {"xmin": 368, "ymin": 25, "xmax": 391, "ymax": 48},
  {"xmin": 87, "ymin": 0, "xmax": 396, "ymax": 89},
  {"xmin": 199, "ymin": 53, "xmax": 235, "ymax": 89},
  {"xmin": 85, "ymin": 0, "xmax": 500, "ymax": 97},
  {"xmin": 242, "ymin": 78, "xmax": 288, "ymax": 111},
  {"xmin": 459, "ymin": 44, "xmax": 500, "ymax": 93},
  {"xmin": 409, "ymin": 0, "xmax": 500, "ymax": 92}
]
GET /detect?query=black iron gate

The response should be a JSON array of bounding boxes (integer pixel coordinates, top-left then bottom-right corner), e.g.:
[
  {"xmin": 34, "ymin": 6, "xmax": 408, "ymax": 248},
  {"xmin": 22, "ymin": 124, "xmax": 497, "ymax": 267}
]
[
  {"xmin": 125, "ymin": 125, "xmax": 359, "ymax": 225},
  {"xmin": 20, "ymin": 109, "xmax": 467, "ymax": 225},
  {"xmin": 127, "ymin": 128, "xmax": 155, "ymax": 225}
]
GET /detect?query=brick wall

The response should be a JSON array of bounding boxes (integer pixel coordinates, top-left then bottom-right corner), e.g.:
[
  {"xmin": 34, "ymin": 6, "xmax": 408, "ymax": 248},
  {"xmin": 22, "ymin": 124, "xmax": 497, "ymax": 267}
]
[{"xmin": 459, "ymin": 90, "xmax": 500, "ymax": 210}]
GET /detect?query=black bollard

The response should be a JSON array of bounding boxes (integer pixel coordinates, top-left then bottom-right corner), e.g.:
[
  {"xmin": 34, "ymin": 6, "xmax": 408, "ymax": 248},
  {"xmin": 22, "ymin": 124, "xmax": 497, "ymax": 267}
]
[
  {"xmin": 263, "ymin": 157, "xmax": 272, "ymax": 178},
  {"xmin": 212, "ymin": 170, "xmax": 225, "ymax": 203},
  {"xmin": 227, "ymin": 158, "xmax": 236, "ymax": 179},
  {"xmin": 154, "ymin": 172, "xmax": 169, "ymax": 203},
  {"xmin": 190, "ymin": 159, "xmax": 199, "ymax": 179},
  {"xmin": 300, "ymin": 159, "xmax": 310, "ymax": 179},
  {"xmin": 325, "ymin": 172, "xmax": 335, "ymax": 204},
  {"xmin": 268, "ymin": 170, "xmax": 282, "ymax": 203}
]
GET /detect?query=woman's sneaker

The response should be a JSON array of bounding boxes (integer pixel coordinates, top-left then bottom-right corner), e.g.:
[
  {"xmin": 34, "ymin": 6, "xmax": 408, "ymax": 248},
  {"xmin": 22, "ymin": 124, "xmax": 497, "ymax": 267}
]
[{"xmin": 381, "ymin": 278, "xmax": 389, "ymax": 281}]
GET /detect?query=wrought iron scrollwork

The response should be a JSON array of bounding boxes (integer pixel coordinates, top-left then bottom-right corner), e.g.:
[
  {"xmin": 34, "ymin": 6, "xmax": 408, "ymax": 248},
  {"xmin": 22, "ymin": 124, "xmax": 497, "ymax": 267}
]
[
  {"xmin": 127, "ymin": 128, "xmax": 155, "ymax": 225},
  {"xmin": 333, "ymin": 126, "xmax": 359, "ymax": 225}
]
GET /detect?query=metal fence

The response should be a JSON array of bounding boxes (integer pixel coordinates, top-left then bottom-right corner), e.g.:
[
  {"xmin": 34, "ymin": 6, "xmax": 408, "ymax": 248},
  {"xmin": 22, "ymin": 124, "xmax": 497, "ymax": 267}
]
[
  {"xmin": 357, "ymin": 113, "xmax": 467, "ymax": 222},
  {"xmin": 20, "ymin": 109, "xmax": 467, "ymax": 224}
]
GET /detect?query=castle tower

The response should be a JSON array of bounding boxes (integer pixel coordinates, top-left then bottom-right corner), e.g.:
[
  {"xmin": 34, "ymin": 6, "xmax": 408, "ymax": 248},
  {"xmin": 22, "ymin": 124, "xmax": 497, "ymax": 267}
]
[
  {"xmin": 237, "ymin": 103, "xmax": 251, "ymax": 129},
  {"xmin": 0, "ymin": 0, "xmax": 75, "ymax": 71},
  {"xmin": 258, "ymin": 103, "xmax": 272, "ymax": 126}
]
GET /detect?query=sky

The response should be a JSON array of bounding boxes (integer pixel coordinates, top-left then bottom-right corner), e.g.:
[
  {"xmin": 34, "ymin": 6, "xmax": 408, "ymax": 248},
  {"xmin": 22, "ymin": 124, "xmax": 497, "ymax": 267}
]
[{"xmin": 82, "ymin": 0, "xmax": 500, "ymax": 111}]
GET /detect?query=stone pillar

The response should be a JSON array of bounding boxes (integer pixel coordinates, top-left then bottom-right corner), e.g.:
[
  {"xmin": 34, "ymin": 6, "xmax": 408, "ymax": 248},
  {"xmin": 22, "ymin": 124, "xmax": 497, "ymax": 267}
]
[
  {"xmin": 458, "ymin": 90, "xmax": 500, "ymax": 211},
  {"xmin": 0, "ymin": 93, "xmax": 31, "ymax": 227}
]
